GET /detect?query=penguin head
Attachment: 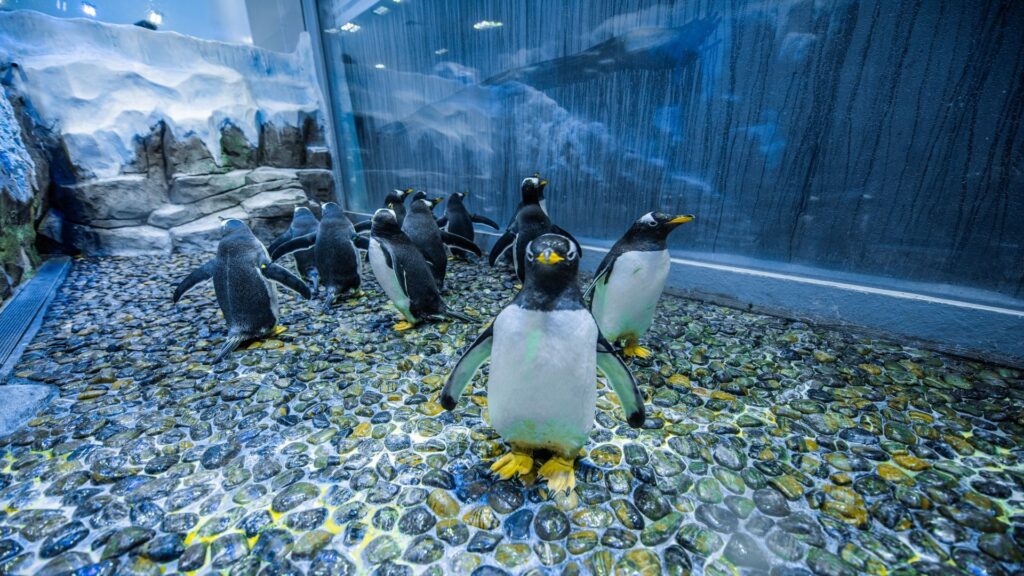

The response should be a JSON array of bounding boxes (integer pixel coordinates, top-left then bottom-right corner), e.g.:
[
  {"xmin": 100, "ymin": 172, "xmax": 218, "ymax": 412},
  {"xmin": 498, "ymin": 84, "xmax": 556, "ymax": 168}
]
[
  {"xmin": 525, "ymin": 233, "xmax": 579, "ymax": 288},
  {"xmin": 371, "ymin": 208, "xmax": 402, "ymax": 236},
  {"xmin": 385, "ymin": 188, "xmax": 413, "ymax": 210},
  {"xmin": 322, "ymin": 202, "xmax": 343, "ymax": 218},
  {"xmin": 293, "ymin": 205, "xmax": 318, "ymax": 223},
  {"xmin": 220, "ymin": 218, "xmax": 250, "ymax": 237},
  {"xmin": 520, "ymin": 173, "xmax": 548, "ymax": 204},
  {"xmin": 628, "ymin": 212, "xmax": 695, "ymax": 241},
  {"xmin": 449, "ymin": 192, "xmax": 467, "ymax": 206}
]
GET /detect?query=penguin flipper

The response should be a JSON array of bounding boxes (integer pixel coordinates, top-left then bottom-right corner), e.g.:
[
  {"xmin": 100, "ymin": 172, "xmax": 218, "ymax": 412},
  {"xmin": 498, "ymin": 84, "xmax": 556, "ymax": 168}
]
[
  {"xmin": 267, "ymin": 229, "xmax": 293, "ymax": 256},
  {"xmin": 472, "ymin": 214, "xmax": 500, "ymax": 230},
  {"xmin": 488, "ymin": 230, "xmax": 516, "ymax": 266},
  {"xmin": 596, "ymin": 332, "xmax": 645, "ymax": 428},
  {"xmin": 261, "ymin": 263, "xmax": 313, "ymax": 299},
  {"xmin": 213, "ymin": 335, "xmax": 245, "ymax": 364},
  {"xmin": 436, "ymin": 215, "xmax": 448, "ymax": 227},
  {"xmin": 440, "ymin": 324, "xmax": 493, "ymax": 410},
  {"xmin": 351, "ymin": 234, "xmax": 370, "ymax": 250},
  {"xmin": 439, "ymin": 306, "xmax": 478, "ymax": 324},
  {"xmin": 353, "ymin": 220, "xmax": 371, "ymax": 233},
  {"xmin": 583, "ymin": 256, "xmax": 615, "ymax": 301},
  {"xmin": 550, "ymin": 225, "xmax": 584, "ymax": 257},
  {"xmin": 441, "ymin": 231, "xmax": 482, "ymax": 257},
  {"xmin": 270, "ymin": 233, "xmax": 317, "ymax": 261},
  {"xmin": 172, "ymin": 260, "xmax": 216, "ymax": 303}
]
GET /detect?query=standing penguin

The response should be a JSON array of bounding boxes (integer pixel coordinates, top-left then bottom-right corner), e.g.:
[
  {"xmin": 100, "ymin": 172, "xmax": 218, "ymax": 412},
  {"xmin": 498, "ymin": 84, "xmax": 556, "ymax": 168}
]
[
  {"xmin": 441, "ymin": 234, "xmax": 644, "ymax": 494},
  {"xmin": 267, "ymin": 206, "xmax": 320, "ymax": 291},
  {"xmin": 585, "ymin": 212, "xmax": 694, "ymax": 358},
  {"xmin": 358, "ymin": 208, "xmax": 477, "ymax": 330},
  {"xmin": 403, "ymin": 192, "xmax": 482, "ymax": 290},
  {"xmin": 436, "ymin": 192, "xmax": 500, "ymax": 258},
  {"xmin": 354, "ymin": 188, "xmax": 413, "ymax": 232},
  {"xmin": 270, "ymin": 202, "xmax": 362, "ymax": 312},
  {"xmin": 172, "ymin": 219, "xmax": 312, "ymax": 362},
  {"xmin": 488, "ymin": 182, "xmax": 581, "ymax": 282}
]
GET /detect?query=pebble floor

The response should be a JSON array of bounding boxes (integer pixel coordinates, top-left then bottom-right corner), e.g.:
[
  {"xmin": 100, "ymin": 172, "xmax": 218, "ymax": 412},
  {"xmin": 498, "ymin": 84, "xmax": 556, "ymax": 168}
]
[{"xmin": 0, "ymin": 254, "xmax": 1022, "ymax": 576}]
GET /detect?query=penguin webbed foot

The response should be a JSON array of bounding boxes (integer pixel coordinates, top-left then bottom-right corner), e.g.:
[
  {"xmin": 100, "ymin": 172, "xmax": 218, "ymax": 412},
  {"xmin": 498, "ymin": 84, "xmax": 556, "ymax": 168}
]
[
  {"xmin": 622, "ymin": 342, "xmax": 653, "ymax": 359},
  {"xmin": 393, "ymin": 321, "xmax": 416, "ymax": 331},
  {"xmin": 491, "ymin": 450, "xmax": 534, "ymax": 480},
  {"xmin": 538, "ymin": 456, "xmax": 576, "ymax": 495}
]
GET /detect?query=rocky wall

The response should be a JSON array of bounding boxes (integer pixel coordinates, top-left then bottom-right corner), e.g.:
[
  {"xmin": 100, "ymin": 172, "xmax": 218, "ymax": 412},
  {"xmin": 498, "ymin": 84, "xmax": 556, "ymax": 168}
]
[{"xmin": 0, "ymin": 10, "xmax": 335, "ymax": 263}]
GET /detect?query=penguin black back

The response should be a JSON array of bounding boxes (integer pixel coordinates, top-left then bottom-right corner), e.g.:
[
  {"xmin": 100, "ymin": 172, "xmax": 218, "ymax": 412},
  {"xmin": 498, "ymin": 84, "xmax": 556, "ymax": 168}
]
[
  {"xmin": 402, "ymin": 193, "xmax": 448, "ymax": 288},
  {"xmin": 316, "ymin": 202, "xmax": 361, "ymax": 307},
  {"xmin": 370, "ymin": 209, "xmax": 446, "ymax": 319}
]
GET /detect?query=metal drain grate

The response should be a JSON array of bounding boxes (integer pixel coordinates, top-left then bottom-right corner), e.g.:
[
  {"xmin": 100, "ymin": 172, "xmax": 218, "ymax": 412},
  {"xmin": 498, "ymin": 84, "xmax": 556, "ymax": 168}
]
[{"xmin": 0, "ymin": 256, "xmax": 71, "ymax": 381}]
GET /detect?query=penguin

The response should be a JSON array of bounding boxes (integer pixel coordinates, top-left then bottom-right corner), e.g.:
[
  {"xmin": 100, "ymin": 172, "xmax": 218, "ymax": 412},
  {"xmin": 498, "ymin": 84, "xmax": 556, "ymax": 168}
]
[
  {"xmin": 441, "ymin": 234, "xmax": 644, "ymax": 494},
  {"xmin": 270, "ymin": 202, "xmax": 362, "ymax": 313},
  {"xmin": 354, "ymin": 187, "xmax": 413, "ymax": 232},
  {"xmin": 403, "ymin": 192, "xmax": 482, "ymax": 290},
  {"xmin": 358, "ymin": 208, "xmax": 477, "ymax": 330},
  {"xmin": 584, "ymin": 212, "xmax": 694, "ymax": 358},
  {"xmin": 172, "ymin": 219, "xmax": 312, "ymax": 363},
  {"xmin": 267, "ymin": 206, "xmax": 320, "ymax": 292},
  {"xmin": 435, "ymin": 192, "xmax": 500, "ymax": 258}
]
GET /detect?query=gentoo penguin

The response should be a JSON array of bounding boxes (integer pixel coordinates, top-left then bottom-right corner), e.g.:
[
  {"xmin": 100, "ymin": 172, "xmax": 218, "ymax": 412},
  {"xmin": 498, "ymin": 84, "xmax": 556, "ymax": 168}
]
[
  {"xmin": 172, "ymin": 219, "xmax": 312, "ymax": 362},
  {"xmin": 360, "ymin": 208, "xmax": 476, "ymax": 330},
  {"xmin": 441, "ymin": 234, "xmax": 644, "ymax": 494},
  {"xmin": 436, "ymin": 192, "xmax": 500, "ymax": 258},
  {"xmin": 270, "ymin": 202, "xmax": 362, "ymax": 312},
  {"xmin": 585, "ymin": 212, "xmax": 694, "ymax": 358},
  {"xmin": 495, "ymin": 174, "xmax": 548, "ymax": 267},
  {"xmin": 403, "ymin": 192, "xmax": 482, "ymax": 290},
  {"xmin": 267, "ymin": 206, "xmax": 320, "ymax": 292},
  {"xmin": 354, "ymin": 188, "xmax": 413, "ymax": 232}
]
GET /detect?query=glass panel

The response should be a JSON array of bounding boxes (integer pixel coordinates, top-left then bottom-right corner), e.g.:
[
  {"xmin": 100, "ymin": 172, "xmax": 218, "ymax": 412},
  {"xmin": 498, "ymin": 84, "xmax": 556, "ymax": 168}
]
[
  {"xmin": 0, "ymin": 0, "xmax": 253, "ymax": 43},
  {"xmin": 315, "ymin": 0, "xmax": 1024, "ymax": 306}
]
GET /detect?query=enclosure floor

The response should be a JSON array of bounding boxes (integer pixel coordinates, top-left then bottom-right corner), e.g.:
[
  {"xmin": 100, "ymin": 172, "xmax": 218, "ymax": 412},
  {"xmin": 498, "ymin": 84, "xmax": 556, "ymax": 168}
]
[{"xmin": 1, "ymin": 255, "xmax": 1022, "ymax": 576}]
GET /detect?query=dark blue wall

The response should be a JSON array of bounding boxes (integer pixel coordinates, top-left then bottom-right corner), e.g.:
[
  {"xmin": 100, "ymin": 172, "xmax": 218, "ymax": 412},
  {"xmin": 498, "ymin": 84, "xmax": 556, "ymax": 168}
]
[{"xmin": 318, "ymin": 0, "xmax": 1024, "ymax": 303}]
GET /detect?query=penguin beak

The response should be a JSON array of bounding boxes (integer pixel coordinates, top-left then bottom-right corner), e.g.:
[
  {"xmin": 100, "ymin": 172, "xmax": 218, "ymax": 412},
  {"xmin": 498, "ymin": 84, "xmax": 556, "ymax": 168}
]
[
  {"xmin": 536, "ymin": 249, "xmax": 564, "ymax": 265},
  {"xmin": 539, "ymin": 179, "xmax": 548, "ymax": 187},
  {"xmin": 432, "ymin": 198, "xmax": 445, "ymax": 207},
  {"xmin": 669, "ymin": 215, "xmax": 695, "ymax": 225}
]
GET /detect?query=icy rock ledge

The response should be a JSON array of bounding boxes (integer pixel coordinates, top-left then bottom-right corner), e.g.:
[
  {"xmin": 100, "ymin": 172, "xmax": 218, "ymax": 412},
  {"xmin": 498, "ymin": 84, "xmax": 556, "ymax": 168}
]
[{"xmin": 0, "ymin": 10, "xmax": 335, "ymax": 254}]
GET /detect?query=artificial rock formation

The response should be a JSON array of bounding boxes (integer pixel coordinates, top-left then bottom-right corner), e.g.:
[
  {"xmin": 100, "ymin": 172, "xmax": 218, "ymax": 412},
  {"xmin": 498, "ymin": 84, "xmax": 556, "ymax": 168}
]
[{"xmin": 0, "ymin": 10, "xmax": 335, "ymax": 264}]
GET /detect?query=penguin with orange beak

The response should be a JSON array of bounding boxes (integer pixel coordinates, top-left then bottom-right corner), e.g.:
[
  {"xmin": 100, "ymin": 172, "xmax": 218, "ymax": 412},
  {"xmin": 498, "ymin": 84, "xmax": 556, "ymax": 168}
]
[{"xmin": 585, "ymin": 212, "xmax": 695, "ymax": 358}]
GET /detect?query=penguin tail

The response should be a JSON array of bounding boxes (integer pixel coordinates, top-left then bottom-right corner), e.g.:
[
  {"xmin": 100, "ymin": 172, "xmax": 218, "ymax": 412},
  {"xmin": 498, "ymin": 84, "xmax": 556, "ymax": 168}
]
[
  {"xmin": 443, "ymin": 306, "xmax": 478, "ymax": 324},
  {"xmin": 213, "ymin": 335, "xmax": 245, "ymax": 364},
  {"xmin": 321, "ymin": 287, "xmax": 337, "ymax": 314}
]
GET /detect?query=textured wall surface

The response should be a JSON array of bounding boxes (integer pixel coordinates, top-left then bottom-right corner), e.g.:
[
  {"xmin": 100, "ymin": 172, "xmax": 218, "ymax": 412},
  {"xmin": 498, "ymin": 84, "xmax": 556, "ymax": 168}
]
[{"xmin": 319, "ymin": 0, "xmax": 1024, "ymax": 303}]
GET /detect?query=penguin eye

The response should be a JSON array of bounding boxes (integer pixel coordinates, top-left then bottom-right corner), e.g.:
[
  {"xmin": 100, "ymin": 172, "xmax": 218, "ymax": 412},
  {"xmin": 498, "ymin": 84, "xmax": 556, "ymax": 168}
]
[
  {"xmin": 566, "ymin": 243, "xmax": 578, "ymax": 261},
  {"xmin": 526, "ymin": 251, "xmax": 536, "ymax": 262},
  {"xmin": 646, "ymin": 219, "xmax": 658, "ymax": 228}
]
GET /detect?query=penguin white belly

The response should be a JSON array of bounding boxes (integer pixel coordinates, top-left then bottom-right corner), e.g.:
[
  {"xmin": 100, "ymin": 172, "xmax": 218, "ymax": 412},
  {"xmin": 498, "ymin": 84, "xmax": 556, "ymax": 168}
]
[
  {"xmin": 488, "ymin": 306, "xmax": 598, "ymax": 455},
  {"xmin": 592, "ymin": 249, "xmax": 670, "ymax": 342},
  {"xmin": 368, "ymin": 239, "xmax": 410, "ymax": 316}
]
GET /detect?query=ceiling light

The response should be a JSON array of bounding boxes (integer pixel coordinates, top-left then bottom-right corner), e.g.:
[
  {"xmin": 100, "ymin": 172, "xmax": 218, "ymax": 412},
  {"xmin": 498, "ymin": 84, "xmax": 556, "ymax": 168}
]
[
  {"xmin": 372, "ymin": 6, "xmax": 389, "ymax": 15},
  {"xmin": 340, "ymin": 22, "xmax": 361, "ymax": 32},
  {"xmin": 80, "ymin": 1, "xmax": 96, "ymax": 17},
  {"xmin": 472, "ymin": 20, "xmax": 503, "ymax": 31},
  {"xmin": 434, "ymin": 48, "xmax": 448, "ymax": 56},
  {"xmin": 146, "ymin": 9, "xmax": 163, "ymax": 26},
  {"xmin": 374, "ymin": 63, "xmax": 386, "ymax": 69}
]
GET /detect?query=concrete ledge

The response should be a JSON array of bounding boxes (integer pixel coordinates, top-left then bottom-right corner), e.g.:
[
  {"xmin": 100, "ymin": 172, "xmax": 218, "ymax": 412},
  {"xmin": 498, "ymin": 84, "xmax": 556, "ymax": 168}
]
[
  {"xmin": 348, "ymin": 211, "xmax": 1024, "ymax": 367},
  {"xmin": 0, "ymin": 384, "xmax": 56, "ymax": 436},
  {"xmin": 0, "ymin": 256, "xmax": 72, "ymax": 381}
]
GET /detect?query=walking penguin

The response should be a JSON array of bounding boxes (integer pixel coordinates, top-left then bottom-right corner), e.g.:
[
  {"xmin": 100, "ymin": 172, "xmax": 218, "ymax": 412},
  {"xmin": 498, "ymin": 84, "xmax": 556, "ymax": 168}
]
[
  {"xmin": 403, "ymin": 191, "xmax": 482, "ymax": 290},
  {"xmin": 437, "ymin": 191, "xmax": 500, "ymax": 257},
  {"xmin": 172, "ymin": 219, "xmax": 312, "ymax": 362},
  {"xmin": 441, "ymin": 234, "xmax": 645, "ymax": 494},
  {"xmin": 271, "ymin": 202, "xmax": 362, "ymax": 312},
  {"xmin": 585, "ymin": 212, "xmax": 694, "ymax": 358}
]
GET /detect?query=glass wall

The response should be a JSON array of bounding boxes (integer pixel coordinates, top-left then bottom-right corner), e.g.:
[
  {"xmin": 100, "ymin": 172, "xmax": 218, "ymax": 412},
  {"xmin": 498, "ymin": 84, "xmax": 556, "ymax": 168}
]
[
  {"xmin": 316, "ymin": 0, "xmax": 1024, "ymax": 305},
  {"xmin": 0, "ymin": 0, "xmax": 253, "ymax": 43}
]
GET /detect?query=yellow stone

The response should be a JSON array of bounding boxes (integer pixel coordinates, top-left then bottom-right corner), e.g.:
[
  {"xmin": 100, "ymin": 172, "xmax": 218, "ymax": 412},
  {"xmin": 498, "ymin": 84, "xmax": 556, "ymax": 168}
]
[
  {"xmin": 710, "ymin": 391, "xmax": 736, "ymax": 401},
  {"xmin": 418, "ymin": 402, "xmax": 443, "ymax": 416},
  {"xmin": 859, "ymin": 363, "xmax": 882, "ymax": 375},
  {"xmin": 77, "ymin": 390, "xmax": 106, "ymax": 400},
  {"xmin": 943, "ymin": 434, "xmax": 974, "ymax": 456},
  {"xmin": 830, "ymin": 473, "xmax": 852, "ymax": 485},
  {"xmin": 351, "ymin": 422, "xmax": 372, "ymax": 438},
  {"xmin": 667, "ymin": 374, "xmax": 690, "ymax": 386},
  {"xmin": 877, "ymin": 463, "xmax": 914, "ymax": 485},
  {"xmin": 907, "ymin": 410, "xmax": 934, "ymax": 423},
  {"xmin": 893, "ymin": 454, "xmax": 930, "ymax": 471}
]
